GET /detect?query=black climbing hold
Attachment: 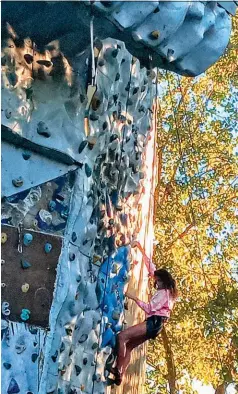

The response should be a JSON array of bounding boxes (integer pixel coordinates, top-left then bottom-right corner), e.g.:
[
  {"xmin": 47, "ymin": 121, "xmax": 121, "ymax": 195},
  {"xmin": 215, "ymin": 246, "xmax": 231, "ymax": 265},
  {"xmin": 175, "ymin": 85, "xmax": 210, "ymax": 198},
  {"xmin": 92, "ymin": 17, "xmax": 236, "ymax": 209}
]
[
  {"xmin": 69, "ymin": 348, "xmax": 73, "ymax": 356},
  {"xmin": 133, "ymin": 87, "xmax": 139, "ymax": 95},
  {"xmin": 3, "ymin": 362, "xmax": 11, "ymax": 369},
  {"xmin": 98, "ymin": 59, "xmax": 105, "ymax": 67},
  {"xmin": 7, "ymin": 378, "xmax": 20, "ymax": 394},
  {"xmin": 121, "ymin": 58, "xmax": 125, "ymax": 64},
  {"xmin": 92, "ymin": 342, "xmax": 98, "ymax": 350},
  {"xmin": 127, "ymin": 98, "xmax": 133, "ymax": 106},
  {"xmin": 141, "ymin": 85, "xmax": 146, "ymax": 92},
  {"xmin": 78, "ymin": 140, "xmax": 88, "ymax": 154},
  {"xmin": 22, "ymin": 151, "xmax": 31, "ymax": 160},
  {"xmin": 32, "ymin": 353, "xmax": 38, "ymax": 363},
  {"xmin": 126, "ymin": 137, "xmax": 130, "ymax": 143},
  {"xmin": 60, "ymin": 342, "xmax": 65, "ymax": 353},
  {"xmin": 85, "ymin": 163, "xmax": 92, "ymax": 177},
  {"xmin": 71, "ymin": 232, "xmax": 77, "ymax": 242},
  {"xmin": 21, "ymin": 259, "xmax": 31, "ymax": 269},
  {"xmin": 112, "ymin": 49, "xmax": 119, "ymax": 58},
  {"xmin": 103, "ymin": 121, "xmax": 108, "ymax": 130},
  {"xmin": 37, "ymin": 121, "xmax": 51, "ymax": 138},
  {"xmin": 82, "ymin": 239, "xmax": 88, "ymax": 246},
  {"xmin": 33, "ymin": 341, "xmax": 38, "ymax": 347},
  {"xmin": 36, "ymin": 60, "xmax": 52, "ymax": 67},
  {"xmin": 27, "ymin": 392, "xmax": 33, "ymax": 394},
  {"xmin": 69, "ymin": 253, "xmax": 75, "ymax": 262},
  {"xmin": 113, "ymin": 94, "xmax": 118, "ymax": 103},
  {"xmin": 24, "ymin": 54, "xmax": 33, "ymax": 64},
  {"xmin": 115, "ymin": 73, "xmax": 120, "ymax": 82},
  {"xmin": 51, "ymin": 350, "xmax": 58, "ymax": 362},
  {"xmin": 109, "ymin": 134, "xmax": 118, "ymax": 143},
  {"xmin": 83, "ymin": 357, "xmax": 87, "ymax": 365},
  {"xmin": 65, "ymin": 328, "xmax": 72, "ymax": 336},
  {"xmin": 89, "ymin": 113, "xmax": 99, "ymax": 121},
  {"xmin": 75, "ymin": 365, "xmax": 82, "ymax": 376},
  {"xmin": 78, "ymin": 334, "xmax": 88, "ymax": 343}
]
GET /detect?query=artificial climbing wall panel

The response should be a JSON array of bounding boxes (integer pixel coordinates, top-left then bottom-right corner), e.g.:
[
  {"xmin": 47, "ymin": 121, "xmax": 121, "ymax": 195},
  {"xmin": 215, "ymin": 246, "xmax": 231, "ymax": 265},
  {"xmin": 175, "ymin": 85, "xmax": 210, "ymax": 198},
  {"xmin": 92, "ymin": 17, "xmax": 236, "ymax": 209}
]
[{"xmin": 1, "ymin": 225, "xmax": 62, "ymax": 327}]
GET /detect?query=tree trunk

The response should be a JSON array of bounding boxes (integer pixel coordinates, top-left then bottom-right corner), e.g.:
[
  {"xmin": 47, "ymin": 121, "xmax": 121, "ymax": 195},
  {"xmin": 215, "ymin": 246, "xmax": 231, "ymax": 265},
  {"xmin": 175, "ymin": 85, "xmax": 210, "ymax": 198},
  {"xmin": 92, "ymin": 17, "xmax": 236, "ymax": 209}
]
[
  {"xmin": 215, "ymin": 383, "xmax": 227, "ymax": 394},
  {"xmin": 161, "ymin": 327, "xmax": 177, "ymax": 394}
]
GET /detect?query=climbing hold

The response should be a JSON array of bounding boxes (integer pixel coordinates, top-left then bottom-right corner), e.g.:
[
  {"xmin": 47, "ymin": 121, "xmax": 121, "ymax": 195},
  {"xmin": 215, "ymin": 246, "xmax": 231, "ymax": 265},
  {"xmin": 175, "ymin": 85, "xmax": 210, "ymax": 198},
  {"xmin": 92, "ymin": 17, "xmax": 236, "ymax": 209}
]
[
  {"xmin": 21, "ymin": 283, "xmax": 30, "ymax": 293},
  {"xmin": 78, "ymin": 334, "xmax": 88, "ymax": 343},
  {"xmin": 29, "ymin": 326, "xmax": 38, "ymax": 335},
  {"xmin": 32, "ymin": 353, "xmax": 39, "ymax": 362},
  {"xmin": 115, "ymin": 73, "xmax": 120, "ymax": 82},
  {"xmin": 112, "ymin": 48, "xmax": 119, "ymax": 58},
  {"xmin": 51, "ymin": 350, "xmax": 58, "ymax": 362},
  {"xmin": 1, "ymin": 259, "xmax": 5, "ymax": 265},
  {"xmin": 20, "ymin": 308, "xmax": 30, "ymax": 321},
  {"xmin": 92, "ymin": 342, "xmax": 98, "ymax": 350},
  {"xmin": 85, "ymin": 163, "xmax": 92, "ymax": 177},
  {"xmin": 15, "ymin": 336, "xmax": 26, "ymax": 354},
  {"xmin": 12, "ymin": 177, "xmax": 24, "ymax": 187},
  {"xmin": 150, "ymin": 30, "xmax": 160, "ymax": 39},
  {"xmin": 69, "ymin": 253, "xmax": 75, "ymax": 262},
  {"xmin": 83, "ymin": 357, "xmax": 87, "ymax": 365},
  {"xmin": 60, "ymin": 208, "xmax": 68, "ymax": 219},
  {"xmin": 75, "ymin": 365, "xmax": 82, "ymax": 376},
  {"xmin": 102, "ymin": 121, "xmax": 108, "ymax": 130},
  {"xmin": 36, "ymin": 59, "xmax": 52, "ymax": 67},
  {"xmin": 65, "ymin": 327, "xmax": 72, "ymax": 336},
  {"xmin": 108, "ymin": 219, "xmax": 114, "ymax": 226},
  {"xmin": 112, "ymin": 309, "xmax": 121, "ymax": 321},
  {"xmin": 78, "ymin": 140, "xmax": 88, "ymax": 154},
  {"xmin": 37, "ymin": 121, "xmax": 51, "ymax": 138},
  {"xmin": 3, "ymin": 362, "xmax": 11, "ymax": 369},
  {"xmin": 2, "ymin": 301, "xmax": 10, "ymax": 316},
  {"xmin": 23, "ymin": 233, "xmax": 33, "ymax": 246},
  {"xmin": 44, "ymin": 243, "xmax": 52, "ymax": 253},
  {"xmin": 7, "ymin": 378, "xmax": 20, "ymax": 394},
  {"xmin": 1, "ymin": 232, "xmax": 7, "ymax": 244},
  {"xmin": 22, "ymin": 151, "xmax": 31, "ymax": 160},
  {"xmin": 24, "ymin": 54, "xmax": 33, "ymax": 64},
  {"xmin": 48, "ymin": 200, "xmax": 56, "ymax": 212},
  {"xmin": 71, "ymin": 232, "xmax": 77, "ymax": 242},
  {"xmin": 92, "ymin": 373, "xmax": 101, "ymax": 382},
  {"xmin": 21, "ymin": 259, "xmax": 32, "ymax": 269},
  {"xmin": 89, "ymin": 113, "xmax": 99, "ymax": 121}
]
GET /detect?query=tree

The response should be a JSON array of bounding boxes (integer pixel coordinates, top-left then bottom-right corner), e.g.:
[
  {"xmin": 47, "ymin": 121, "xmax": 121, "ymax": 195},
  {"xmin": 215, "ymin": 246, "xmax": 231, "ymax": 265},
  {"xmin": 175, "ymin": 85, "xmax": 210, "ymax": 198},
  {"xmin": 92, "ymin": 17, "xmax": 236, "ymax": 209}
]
[{"xmin": 146, "ymin": 17, "xmax": 238, "ymax": 394}]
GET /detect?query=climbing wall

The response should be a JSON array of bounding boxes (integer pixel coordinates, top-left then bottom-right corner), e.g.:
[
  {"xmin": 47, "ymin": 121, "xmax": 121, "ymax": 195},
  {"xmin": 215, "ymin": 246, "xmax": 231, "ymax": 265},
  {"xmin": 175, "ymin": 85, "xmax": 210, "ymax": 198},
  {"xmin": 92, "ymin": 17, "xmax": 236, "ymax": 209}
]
[{"xmin": 1, "ymin": 33, "xmax": 157, "ymax": 394}]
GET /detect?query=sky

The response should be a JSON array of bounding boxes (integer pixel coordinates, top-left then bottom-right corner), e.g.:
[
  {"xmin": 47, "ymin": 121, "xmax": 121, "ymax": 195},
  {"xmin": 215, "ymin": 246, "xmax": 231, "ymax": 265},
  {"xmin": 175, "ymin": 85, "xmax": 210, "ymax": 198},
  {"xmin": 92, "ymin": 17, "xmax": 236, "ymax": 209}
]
[{"xmin": 193, "ymin": 380, "xmax": 236, "ymax": 394}]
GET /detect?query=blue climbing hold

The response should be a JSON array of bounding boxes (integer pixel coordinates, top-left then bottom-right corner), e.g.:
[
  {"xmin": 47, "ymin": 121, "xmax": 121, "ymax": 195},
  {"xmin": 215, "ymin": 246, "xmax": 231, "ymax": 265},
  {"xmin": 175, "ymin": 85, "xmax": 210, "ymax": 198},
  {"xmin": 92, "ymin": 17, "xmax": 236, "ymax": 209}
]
[
  {"xmin": 21, "ymin": 260, "xmax": 31, "ymax": 269},
  {"xmin": 101, "ymin": 327, "xmax": 114, "ymax": 348},
  {"xmin": 23, "ymin": 233, "xmax": 33, "ymax": 246},
  {"xmin": 44, "ymin": 243, "xmax": 52, "ymax": 253},
  {"xmin": 7, "ymin": 378, "xmax": 20, "ymax": 394},
  {"xmin": 20, "ymin": 309, "xmax": 31, "ymax": 321},
  {"xmin": 48, "ymin": 200, "xmax": 56, "ymax": 212}
]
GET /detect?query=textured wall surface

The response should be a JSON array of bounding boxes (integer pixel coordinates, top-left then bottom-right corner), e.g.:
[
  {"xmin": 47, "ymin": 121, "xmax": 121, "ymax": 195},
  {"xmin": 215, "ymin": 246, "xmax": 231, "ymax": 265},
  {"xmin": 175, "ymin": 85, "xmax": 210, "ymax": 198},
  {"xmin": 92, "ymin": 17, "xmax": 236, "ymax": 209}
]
[
  {"xmin": 1, "ymin": 2, "xmax": 236, "ymax": 393},
  {"xmin": 1, "ymin": 35, "xmax": 156, "ymax": 394},
  {"xmin": 1, "ymin": 1, "xmax": 236, "ymax": 78}
]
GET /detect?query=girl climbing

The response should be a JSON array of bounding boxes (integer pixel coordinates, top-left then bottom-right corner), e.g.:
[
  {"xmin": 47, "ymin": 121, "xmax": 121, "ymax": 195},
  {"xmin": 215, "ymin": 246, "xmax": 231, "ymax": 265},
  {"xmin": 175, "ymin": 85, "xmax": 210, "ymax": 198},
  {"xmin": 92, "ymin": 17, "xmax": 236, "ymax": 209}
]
[{"xmin": 108, "ymin": 241, "xmax": 178, "ymax": 385}]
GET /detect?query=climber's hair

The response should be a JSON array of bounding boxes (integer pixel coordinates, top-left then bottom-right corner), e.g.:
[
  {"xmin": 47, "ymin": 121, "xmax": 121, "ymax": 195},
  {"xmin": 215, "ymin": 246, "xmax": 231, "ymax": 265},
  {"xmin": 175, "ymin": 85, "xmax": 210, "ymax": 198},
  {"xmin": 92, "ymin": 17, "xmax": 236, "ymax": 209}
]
[{"xmin": 154, "ymin": 268, "xmax": 178, "ymax": 299}]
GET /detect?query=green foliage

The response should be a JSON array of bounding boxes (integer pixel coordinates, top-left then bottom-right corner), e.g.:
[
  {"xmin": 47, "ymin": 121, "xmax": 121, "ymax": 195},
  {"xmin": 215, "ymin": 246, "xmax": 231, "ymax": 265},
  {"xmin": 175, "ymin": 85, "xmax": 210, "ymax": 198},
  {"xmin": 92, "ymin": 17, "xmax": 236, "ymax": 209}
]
[{"xmin": 146, "ymin": 17, "xmax": 238, "ymax": 394}]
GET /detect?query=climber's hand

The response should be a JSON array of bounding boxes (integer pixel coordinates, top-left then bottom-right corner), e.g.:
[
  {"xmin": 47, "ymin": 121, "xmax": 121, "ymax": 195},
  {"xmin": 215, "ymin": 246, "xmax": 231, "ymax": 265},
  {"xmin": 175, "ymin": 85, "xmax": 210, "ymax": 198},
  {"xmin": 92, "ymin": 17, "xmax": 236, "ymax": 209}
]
[{"xmin": 125, "ymin": 292, "xmax": 137, "ymax": 301}]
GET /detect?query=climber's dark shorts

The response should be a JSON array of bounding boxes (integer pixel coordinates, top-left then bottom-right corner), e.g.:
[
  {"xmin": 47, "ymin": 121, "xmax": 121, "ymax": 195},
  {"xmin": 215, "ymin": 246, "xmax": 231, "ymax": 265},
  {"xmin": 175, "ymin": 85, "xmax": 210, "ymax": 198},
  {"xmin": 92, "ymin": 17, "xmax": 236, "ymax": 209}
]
[{"xmin": 145, "ymin": 315, "xmax": 168, "ymax": 340}]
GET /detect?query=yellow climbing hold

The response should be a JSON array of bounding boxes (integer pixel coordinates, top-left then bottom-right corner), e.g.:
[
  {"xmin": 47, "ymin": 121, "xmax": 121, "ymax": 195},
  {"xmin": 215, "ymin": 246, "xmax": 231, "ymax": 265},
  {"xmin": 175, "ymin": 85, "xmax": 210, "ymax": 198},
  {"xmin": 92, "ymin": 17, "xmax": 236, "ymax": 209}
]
[
  {"xmin": 1, "ymin": 233, "xmax": 7, "ymax": 244},
  {"xmin": 21, "ymin": 283, "xmax": 30, "ymax": 293}
]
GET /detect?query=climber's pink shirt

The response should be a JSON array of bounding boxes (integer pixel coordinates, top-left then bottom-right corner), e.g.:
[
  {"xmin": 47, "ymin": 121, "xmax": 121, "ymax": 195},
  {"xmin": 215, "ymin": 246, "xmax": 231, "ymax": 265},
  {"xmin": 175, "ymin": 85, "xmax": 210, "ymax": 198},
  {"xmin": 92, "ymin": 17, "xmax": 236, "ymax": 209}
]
[{"xmin": 135, "ymin": 288, "xmax": 174, "ymax": 318}]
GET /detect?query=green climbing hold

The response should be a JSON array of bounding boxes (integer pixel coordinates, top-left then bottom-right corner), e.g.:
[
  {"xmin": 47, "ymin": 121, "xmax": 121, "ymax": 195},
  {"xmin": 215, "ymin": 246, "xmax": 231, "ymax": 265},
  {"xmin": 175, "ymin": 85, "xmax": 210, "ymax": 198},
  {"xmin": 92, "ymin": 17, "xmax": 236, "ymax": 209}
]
[
  {"xmin": 21, "ymin": 259, "xmax": 32, "ymax": 269},
  {"xmin": 92, "ymin": 342, "xmax": 98, "ymax": 350},
  {"xmin": 12, "ymin": 177, "xmax": 24, "ymax": 188},
  {"xmin": 20, "ymin": 309, "xmax": 31, "ymax": 321}
]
